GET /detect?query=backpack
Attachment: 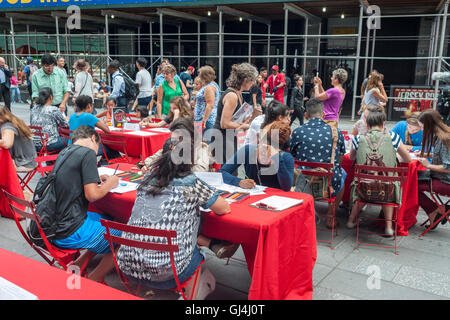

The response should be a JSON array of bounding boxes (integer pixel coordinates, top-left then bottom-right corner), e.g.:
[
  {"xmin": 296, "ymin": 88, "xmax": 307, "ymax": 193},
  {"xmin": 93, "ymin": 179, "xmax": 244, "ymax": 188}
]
[
  {"xmin": 356, "ymin": 133, "xmax": 395, "ymax": 203},
  {"xmin": 28, "ymin": 146, "xmax": 83, "ymax": 247},
  {"xmin": 118, "ymin": 72, "xmax": 139, "ymax": 101},
  {"xmin": 28, "ymin": 64, "xmax": 38, "ymax": 81}
]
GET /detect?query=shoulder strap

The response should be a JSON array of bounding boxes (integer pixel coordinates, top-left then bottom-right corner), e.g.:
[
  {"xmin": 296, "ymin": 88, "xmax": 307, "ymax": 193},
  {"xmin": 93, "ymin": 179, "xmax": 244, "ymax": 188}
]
[
  {"xmin": 52, "ymin": 145, "xmax": 84, "ymax": 175},
  {"xmin": 364, "ymin": 132, "xmax": 386, "ymax": 152},
  {"xmin": 330, "ymin": 126, "xmax": 338, "ymax": 164}
]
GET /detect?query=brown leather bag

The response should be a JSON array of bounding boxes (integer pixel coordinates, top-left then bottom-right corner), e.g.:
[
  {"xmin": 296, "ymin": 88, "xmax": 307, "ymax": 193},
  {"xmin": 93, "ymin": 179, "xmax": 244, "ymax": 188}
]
[
  {"xmin": 356, "ymin": 133, "xmax": 395, "ymax": 203},
  {"xmin": 307, "ymin": 126, "xmax": 338, "ymax": 200}
]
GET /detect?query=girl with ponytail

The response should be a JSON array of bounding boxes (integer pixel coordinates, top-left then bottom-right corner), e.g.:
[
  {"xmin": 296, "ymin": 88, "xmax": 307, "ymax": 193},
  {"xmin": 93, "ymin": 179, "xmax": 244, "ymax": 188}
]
[{"xmin": 30, "ymin": 87, "xmax": 69, "ymax": 152}]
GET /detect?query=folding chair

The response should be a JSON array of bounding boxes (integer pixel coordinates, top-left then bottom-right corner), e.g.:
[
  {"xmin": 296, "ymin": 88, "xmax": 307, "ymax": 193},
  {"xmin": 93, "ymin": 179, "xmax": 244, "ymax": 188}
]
[
  {"xmin": 353, "ymin": 165, "xmax": 408, "ymax": 255},
  {"xmin": 36, "ymin": 154, "xmax": 59, "ymax": 177},
  {"xmin": 58, "ymin": 126, "xmax": 72, "ymax": 147},
  {"xmin": 295, "ymin": 160, "xmax": 338, "ymax": 249},
  {"xmin": 101, "ymin": 219, "xmax": 203, "ymax": 300},
  {"xmin": 420, "ymin": 181, "xmax": 450, "ymax": 237},
  {"xmin": 98, "ymin": 132, "xmax": 140, "ymax": 164},
  {"xmin": 1, "ymin": 188, "xmax": 93, "ymax": 274},
  {"xmin": 29, "ymin": 126, "xmax": 50, "ymax": 157}
]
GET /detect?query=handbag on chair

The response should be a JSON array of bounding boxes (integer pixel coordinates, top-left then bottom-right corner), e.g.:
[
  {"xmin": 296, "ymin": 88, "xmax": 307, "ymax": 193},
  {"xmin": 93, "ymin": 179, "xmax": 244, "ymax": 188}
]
[
  {"xmin": 356, "ymin": 133, "xmax": 396, "ymax": 203},
  {"xmin": 304, "ymin": 126, "xmax": 338, "ymax": 200}
]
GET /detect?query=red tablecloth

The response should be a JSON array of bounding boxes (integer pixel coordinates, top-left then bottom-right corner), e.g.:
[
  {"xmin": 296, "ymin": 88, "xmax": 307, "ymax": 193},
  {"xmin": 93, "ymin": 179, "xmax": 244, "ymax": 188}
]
[
  {"xmin": 342, "ymin": 154, "xmax": 425, "ymax": 236},
  {"xmin": 0, "ymin": 148, "xmax": 25, "ymax": 220},
  {"xmin": 0, "ymin": 248, "xmax": 141, "ymax": 300},
  {"xmin": 98, "ymin": 128, "xmax": 170, "ymax": 159},
  {"xmin": 89, "ymin": 163, "xmax": 317, "ymax": 300}
]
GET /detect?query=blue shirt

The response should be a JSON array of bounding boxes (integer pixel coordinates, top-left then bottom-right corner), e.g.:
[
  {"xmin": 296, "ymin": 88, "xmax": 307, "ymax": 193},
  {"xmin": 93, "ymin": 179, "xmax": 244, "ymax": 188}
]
[
  {"xmin": 110, "ymin": 71, "xmax": 125, "ymax": 99},
  {"xmin": 219, "ymin": 144, "xmax": 295, "ymax": 192},
  {"xmin": 0, "ymin": 69, "xmax": 5, "ymax": 84},
  {"xmin": 194, "ymin": 82, "xmax": 220, "ymax": 127},
  {"xmin": 69, "ymin": 112, "xmax": 99, "ymax": 131},
  {"xmin": 391, "ymin": 120, "xmax": 423, "ymax": 152},
  {"xmin": 290, "ymin": 118, "xmax": 346, "ymax": 192}
]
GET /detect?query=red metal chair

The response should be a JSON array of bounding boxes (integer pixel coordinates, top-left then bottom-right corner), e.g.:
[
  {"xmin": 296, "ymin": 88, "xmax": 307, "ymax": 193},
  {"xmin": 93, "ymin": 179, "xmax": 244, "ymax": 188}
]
[
  {"xmin": 100, "ymin": 219, "xmax": 202, "ymax": 300},
  {"xmin": 353, "ymin": 164, "xmax": 409, "ymax": 255},
  {"xmin": 58, "ymin": 126, "xmax": 72, "ymax": 147},
  {"xmin": 98, "ymin": 132, "xmax": 140, "ymax": 164},
  {"xmin": 36, "ymin": 154, "xmax": 59, "ymax": 177},
  {"xmin": 1, "ymin": 188, "xmax": 93, "ymax": 274},
  {"xmin": 419, "ymin": 181, "xmax": 450, "ymax": 237},
  {"xmin": 295, "ymin": 160, "xmax": 338, "ymax": 249},
  {"xmin": 16, "ymin": 154, "xmax": 59, "ymax": 193},
  {"xmin": 29, "ymin": 126, "xmax": 50, "ymax": 157}
]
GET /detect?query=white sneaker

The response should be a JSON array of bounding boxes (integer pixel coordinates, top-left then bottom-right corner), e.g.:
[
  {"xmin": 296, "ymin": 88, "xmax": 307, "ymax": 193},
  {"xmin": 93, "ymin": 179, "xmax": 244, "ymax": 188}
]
[
  {"xmin": 196, "ymin": 268, "xmax": 216, "ymax": 300},
  {"xmin": 384, "ymin": 228, "xmax": 394, "ymax": 237},
  {"xmin": 346, "ymin": 220, "xmax": 357, "ymax": 229}
]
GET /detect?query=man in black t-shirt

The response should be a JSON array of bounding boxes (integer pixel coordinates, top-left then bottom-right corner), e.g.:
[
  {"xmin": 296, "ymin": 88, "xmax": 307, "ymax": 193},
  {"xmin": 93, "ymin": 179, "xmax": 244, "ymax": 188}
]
[{"xmin": 51, "ymin": 125, "xmax": 120, "ymax": 283}]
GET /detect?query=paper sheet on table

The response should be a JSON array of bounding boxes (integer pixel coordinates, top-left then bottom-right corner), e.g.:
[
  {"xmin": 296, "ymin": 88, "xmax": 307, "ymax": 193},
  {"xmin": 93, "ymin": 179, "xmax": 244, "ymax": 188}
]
[
  {"xmin": 108, "ymin": 126, "xmax": 123, "ymax": 131},
  {"xmin": 123, "ymin": 131, "xmax": 159, "ymax": 136},
  {"xmin": 194, "ymin": 172, "xmax": 224, "ymax": 187},
  {"xmin": 109, "ymin": 181, "xmax": 139, "ymax": 194},
  {"xmin": 98, "ymin": 167, "xmax": 124, "ymax": 176},
  {"xmin": 216, "ymin": 183, "xmax": 267, "ymax": 196},
  {"xmin": 409, "ymin": 152, "xmax": 418, "ymax": 160},
  {"xmin": 250, "ymin": 196, "xmax": 304, "ymax": 211},
  {"xmin": 0, "ymin": 277, "xmax": 38, "ymax": 300},
  {"xmin": 147, "ymin": 128, "xmax": 171, "ymax": 133}
]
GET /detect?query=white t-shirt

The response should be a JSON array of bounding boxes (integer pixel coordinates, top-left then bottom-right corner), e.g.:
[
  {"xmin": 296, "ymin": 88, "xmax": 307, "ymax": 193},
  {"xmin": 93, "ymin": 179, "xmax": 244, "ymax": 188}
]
[
  {"xmin": 136, "ymin": 69, "xmax": 153, "ymax": 99},
  {"xmin": 75, "ymin": 71, "xmax": 93, "ymax": 99},
  {"xmin": 92, "ymin": 82, "xmax": 100, "ymax": 95},
  {"xmin": 244, "ymin": 115, "xmax": 265, "ymax": 146}
]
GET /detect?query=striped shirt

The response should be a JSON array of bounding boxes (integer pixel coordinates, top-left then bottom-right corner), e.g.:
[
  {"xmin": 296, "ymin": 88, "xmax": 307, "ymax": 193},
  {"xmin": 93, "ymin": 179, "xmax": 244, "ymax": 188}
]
[{"xmin": 352, "ymin": 131, "xmax": 401, "ymax": 152}]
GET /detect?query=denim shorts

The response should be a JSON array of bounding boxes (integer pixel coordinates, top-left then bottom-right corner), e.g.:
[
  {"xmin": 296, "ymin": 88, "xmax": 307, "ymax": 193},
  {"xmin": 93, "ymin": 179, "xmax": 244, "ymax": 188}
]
[{"xmin": 126, "ymin": 246, "xmax": 205, "ymax": 290}]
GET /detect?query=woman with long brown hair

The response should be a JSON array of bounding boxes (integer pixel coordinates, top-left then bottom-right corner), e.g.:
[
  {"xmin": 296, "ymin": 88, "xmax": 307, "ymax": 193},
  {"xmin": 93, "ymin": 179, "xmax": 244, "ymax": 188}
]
[
  {"xmin": 416, "ymin": 109, "xmax": 450, "ymax": 229},
  {"xmin": 361, "ymin": 71, "xmax": 388, "ymax": 113},
  {"xmin": 141, "ymin": 96, "xmax": 193, "ymax": 128},
  {"xmin": 0, "ymin": 106, "xmax": 37, "ymax": 170}
]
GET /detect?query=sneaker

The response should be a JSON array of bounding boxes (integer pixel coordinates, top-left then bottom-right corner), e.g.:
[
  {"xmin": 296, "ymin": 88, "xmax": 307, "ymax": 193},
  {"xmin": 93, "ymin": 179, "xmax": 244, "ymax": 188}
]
[
  {"xmin": 383, "ymin": 228, "xmax": 394, "ymax": 238},
  {"xmin": 346, "ymin": 220, "xmax": 357, "ymax": 229},
  {"xmin": 211, "ymin": 241, "xmax": 240, "ymax": 259}
]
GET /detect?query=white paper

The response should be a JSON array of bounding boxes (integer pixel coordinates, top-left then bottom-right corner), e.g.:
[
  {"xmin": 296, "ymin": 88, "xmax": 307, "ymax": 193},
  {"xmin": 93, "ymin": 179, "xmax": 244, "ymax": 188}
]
[
  {"xmin": 147, "ymin": 128, "xmax": 171, "ymax": 133},
  {"xmin": 0, "ymin": 277, "xmax": 39, "ymax": 300},
  {"xmin": 123, "ymin": 131, "xmax": 159, "ymax": 136},
  {"xmin": 250, "ymin": 195, "xmax": 303, "ymax": 211},
  {"xmin": 98, "ymin": 167, "xmax": 123, "ymax": 176},
  {"xmin": 109, "ymin": 181, "xmax": 139, "ymax": 194},
  {"xmin": 231, "ymin": 102, "xmax": 253, "ymax": 123},
  {"xmin": 194, "ymin": 172, "xmax": 224, "ymax": 187},
  {"xmin": 216, "ymin": 183, "xmax": 267, "ymax": 196},
  {"xmin": 108, "ymin": 126, "xmax": 123, "ymax": 131},
  {"xmin": 123, "ymin": 123, "xmax": 141, "ymax": 131},
  {"xmin": 409, "ymin": 152, "xmax": 418, "ymax": 160}
]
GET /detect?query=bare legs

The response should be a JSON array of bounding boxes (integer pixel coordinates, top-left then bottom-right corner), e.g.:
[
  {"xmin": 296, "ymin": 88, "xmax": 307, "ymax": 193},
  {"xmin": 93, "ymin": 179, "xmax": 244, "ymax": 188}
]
[{"xmin": 347, "ymin": 202, "xmax": 395, "ymax": 232}]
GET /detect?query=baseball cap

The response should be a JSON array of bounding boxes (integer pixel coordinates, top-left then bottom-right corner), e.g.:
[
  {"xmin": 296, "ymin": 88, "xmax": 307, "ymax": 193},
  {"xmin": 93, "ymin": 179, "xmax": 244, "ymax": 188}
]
[
  {"xmin": 272, "ymin": 65, "xmax": 279, "ymax": 71},
  {"xmin": 26, "ymin": 57, "xmax": 34, "ymax": 63},
  {"xmin": 187, "ymin": 66, "xmax": 195, "ymax": 72}
]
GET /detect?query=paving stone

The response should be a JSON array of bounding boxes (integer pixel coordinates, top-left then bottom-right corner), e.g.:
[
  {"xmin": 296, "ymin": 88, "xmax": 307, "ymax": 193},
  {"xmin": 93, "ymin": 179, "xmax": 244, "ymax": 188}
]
[
  {"xmin": 337, "ymin": 254, "xmax": 403, "ymax": 281},
  {"xmin": 312, "ymin": 263, "xmax": 333, "ymax": 286},
  {"xmin": 312, "ymin": 286, "xmax": 358, "ymax": 300},
  {"xmin": 392, "ymin": 266, "xmax": 450, "ymax": 299},
  {"xmin": 319, "ymin": 269, "xmax": 446, "ymax": 300}
]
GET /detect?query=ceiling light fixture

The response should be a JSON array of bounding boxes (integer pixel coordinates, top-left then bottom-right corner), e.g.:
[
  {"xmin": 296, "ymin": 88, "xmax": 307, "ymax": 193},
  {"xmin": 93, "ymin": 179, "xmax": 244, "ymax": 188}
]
[{"xmin": 322, "ymin": 7, "xmax": 327, "ymax": 13}]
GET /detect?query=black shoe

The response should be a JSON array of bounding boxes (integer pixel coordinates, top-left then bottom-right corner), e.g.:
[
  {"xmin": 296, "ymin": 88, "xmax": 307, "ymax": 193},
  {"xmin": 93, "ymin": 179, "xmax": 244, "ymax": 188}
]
[{"xmin": 430, "ymin": 214, "xmax": 442, "ymax": 230}]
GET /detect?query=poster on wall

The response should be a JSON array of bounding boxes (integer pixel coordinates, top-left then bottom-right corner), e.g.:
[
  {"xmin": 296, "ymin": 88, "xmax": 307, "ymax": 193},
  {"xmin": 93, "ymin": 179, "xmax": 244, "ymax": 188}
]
[{"xmin": 388, "ymin": 86, "xmax": 440, "ymax": 121}]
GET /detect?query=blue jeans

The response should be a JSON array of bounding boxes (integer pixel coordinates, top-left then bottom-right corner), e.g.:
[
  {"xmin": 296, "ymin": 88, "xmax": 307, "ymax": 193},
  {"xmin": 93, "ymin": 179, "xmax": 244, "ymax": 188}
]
[
  {"xmin": 126, "ymin": 246, "xmax": 205, "ymax": 290},
  {"xmin": 11, "ymin": 87, "xmax": 22, "ymax": 102}
]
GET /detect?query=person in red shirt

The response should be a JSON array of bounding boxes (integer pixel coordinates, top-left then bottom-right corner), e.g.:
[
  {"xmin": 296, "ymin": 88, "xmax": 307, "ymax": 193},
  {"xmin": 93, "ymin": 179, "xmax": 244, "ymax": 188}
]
[
  {"xmin": 265, "ymin": 65, "xmax": 286, "ymax": 104},
  {"xmin": 259, "ymin": 67, "xmax": 268, "ymax": 109}
]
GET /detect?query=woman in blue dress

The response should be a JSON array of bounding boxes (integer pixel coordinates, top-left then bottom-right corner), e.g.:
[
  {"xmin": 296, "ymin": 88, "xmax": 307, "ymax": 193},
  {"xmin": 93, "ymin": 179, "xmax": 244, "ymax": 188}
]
[{"xmin": 194, "ymin": 66, "xmax": 220, "ymax": 135}]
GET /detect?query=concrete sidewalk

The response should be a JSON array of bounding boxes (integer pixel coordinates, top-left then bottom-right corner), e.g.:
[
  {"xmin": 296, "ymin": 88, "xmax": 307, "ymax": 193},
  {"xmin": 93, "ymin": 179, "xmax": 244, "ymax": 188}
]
[{"xmin": 1, "ymin": 102, "xmax": 449, "ymax": 300}]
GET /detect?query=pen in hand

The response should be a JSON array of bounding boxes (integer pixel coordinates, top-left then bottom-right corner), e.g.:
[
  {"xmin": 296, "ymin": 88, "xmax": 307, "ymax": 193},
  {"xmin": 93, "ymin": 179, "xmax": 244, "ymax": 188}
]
[{"xmin": 113, "ymin": 164, "xmax": 120, "ymax": 175}]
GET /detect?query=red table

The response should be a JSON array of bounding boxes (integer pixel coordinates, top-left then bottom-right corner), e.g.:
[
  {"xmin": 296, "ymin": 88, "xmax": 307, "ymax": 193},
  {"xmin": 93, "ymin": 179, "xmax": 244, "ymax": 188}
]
[
  {"xmin": 0, "ymin": 248, "xmax": 141, "ymax": 300},
  {"xmin": 89, "ymin": 163, "xmax": 317, "ymax": 300},
  {"xmin": 0, "ymin": 148, "xmax": 25, "ymax": 220},
  {"xmin": 342, "ymin": 154, "xmax": 425, "ymax": 236},
  {"xmin": 98, "ymin": 128, "xmax": 170, "ymax": 159}
]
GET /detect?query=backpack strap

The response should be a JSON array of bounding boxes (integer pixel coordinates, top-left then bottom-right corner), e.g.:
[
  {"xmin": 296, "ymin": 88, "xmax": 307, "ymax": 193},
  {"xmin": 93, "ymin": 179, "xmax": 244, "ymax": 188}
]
[{"xmin": 364, "ymin": 132, "xmax": 386, "ymax": 152}]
